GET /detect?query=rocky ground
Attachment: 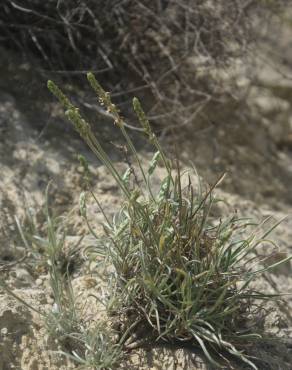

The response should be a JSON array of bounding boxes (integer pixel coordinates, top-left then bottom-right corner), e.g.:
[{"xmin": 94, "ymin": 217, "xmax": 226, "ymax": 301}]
[{"xmin": 1, "ymin": 12, "xmax": 292, "ymax": 370}]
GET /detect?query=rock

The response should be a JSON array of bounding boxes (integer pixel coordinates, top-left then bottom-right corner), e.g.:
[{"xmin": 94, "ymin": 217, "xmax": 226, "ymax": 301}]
[{"xmin": 13, "ymin": 268, "xmax": 34, "ymax": 287}]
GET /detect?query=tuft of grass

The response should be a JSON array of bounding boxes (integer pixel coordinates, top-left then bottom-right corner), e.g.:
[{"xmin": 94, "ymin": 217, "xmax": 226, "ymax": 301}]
[
  {"xmin": 1, "ymin": 184, "xmax": 122, "ymax": 370},
  {"xmin": 57, "ymin": 323, "xmax": 123, "ymax": 370},
  {"xmin": 14, "ymin": 183, "xmax": 83, "ymax": 277},
  {"xmin": 39, "ymin": 194, "xmax": 123, "ymax": 369},
  {"xmin": 48, "ymin": 73, "xmax": 292, "ymax": 369}
]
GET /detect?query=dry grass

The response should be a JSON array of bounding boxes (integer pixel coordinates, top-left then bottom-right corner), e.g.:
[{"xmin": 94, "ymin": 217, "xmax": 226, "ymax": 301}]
[{"xmin": 0, "ymin": 0, "xmax": 286, "ymax": 129}]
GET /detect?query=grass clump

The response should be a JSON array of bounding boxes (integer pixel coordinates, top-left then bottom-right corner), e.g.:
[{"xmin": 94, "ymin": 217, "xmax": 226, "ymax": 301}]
[
  {"xmin": 40, "ymin": 200, "xmax": 123, "ymax": 369},
  {"xmin": 0, "ymin": 185, "xmax": 122, "ymax": 370},
  {"xmin": 47, "ymin": 73, "xmax": 291, "ymax": 369},
  {"xmin": 14, "ymin": 185, "xmax": 83, "ymax": 277}
]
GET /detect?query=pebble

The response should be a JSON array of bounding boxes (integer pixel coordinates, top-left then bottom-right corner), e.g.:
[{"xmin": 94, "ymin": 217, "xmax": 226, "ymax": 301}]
[
  {"xmin": 1, "ymin": 327, "xmax": 8, "ymax": 335},
  {"xmin": 13, "ymin": 268, "xmax": 34, "ymax": 286},
  {"xmin": 35, "ymin": 278, "xmax": 43, "ymax": 287}
]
